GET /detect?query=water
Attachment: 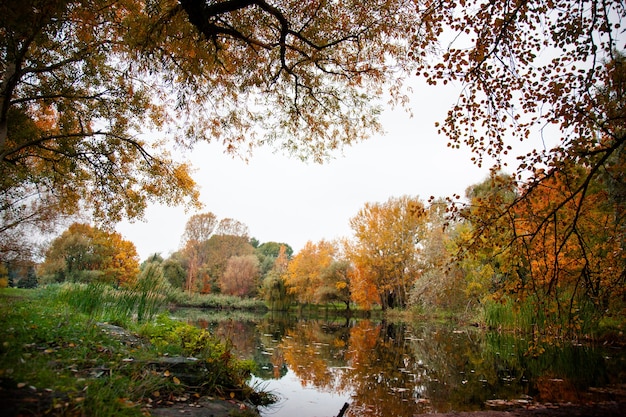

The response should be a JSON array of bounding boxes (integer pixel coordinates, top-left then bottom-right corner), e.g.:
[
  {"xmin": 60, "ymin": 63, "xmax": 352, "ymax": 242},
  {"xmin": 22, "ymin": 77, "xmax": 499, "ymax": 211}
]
[{"xmin": 175, "ymin": 310, "xmax": 625, "ymax": 417}]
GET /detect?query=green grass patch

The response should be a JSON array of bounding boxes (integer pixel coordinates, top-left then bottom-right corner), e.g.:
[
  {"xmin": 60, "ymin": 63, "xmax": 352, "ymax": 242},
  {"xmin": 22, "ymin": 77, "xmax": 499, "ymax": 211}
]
[{"xmin": 0, "ymin": 286, "xmax": 265, "ymax": 416}]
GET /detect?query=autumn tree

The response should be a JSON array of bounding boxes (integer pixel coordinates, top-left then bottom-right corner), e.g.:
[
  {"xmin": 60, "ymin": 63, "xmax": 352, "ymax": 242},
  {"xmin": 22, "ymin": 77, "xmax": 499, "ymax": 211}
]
[
  {"xmin": 261, "ymin": 244, "xmax": 292, "ymax": 310},
  {"xmin": 457, "ymin": 173, "xmax": 520, "ymax": 296},
  {"xmin": 410, "ymin": 199, "xmax": 468, "ymax": 312},
  {"xmin": 215, "ymin": 218, "xmax": 249, "ymax": 238},
  {"xmin": 40, "ymin": 223, "xmax": 139, "ymax": 286},
  {"xmin": 219, "ymin": 254, "xmax": 260, "ymax": 297},
  {"xmin": 0, "ymin": 0, "xmax": 201, "ymax": 262},
  {"xmin": 415, "ymin": 3, "xmax": 625, "ymax": 315},
  {"xmin": 201, "ymin": 234, "xmax": 255, "ymax": 293},
  {"xmin": 181, "ymin": 212, "xmax": 219, "ymax": 245},
  {"xmin": 415, "ymin": 0, "xmax": 624, "ymax": 186},
  {"xmin": 284, "ymin": 239, "xmax": 342, "ymax": 306},
  {"xmin": 347, "ymin": 195, "xmax": 427, "ymax": 310},
  {"xmin": 1, "ymin": 0, "xmax": 421, "ymax": 260},
  {"xmin": 180, "ymin": 212, "xmax": 218, "ymax": 292},
  {"xmin": 508, "ymin": 166, "xmax": 626, "ymax": 336}
]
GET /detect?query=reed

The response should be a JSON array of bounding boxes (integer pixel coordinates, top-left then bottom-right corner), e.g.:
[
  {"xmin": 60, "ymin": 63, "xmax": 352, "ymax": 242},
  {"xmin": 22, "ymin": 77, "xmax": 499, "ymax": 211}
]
[{"xmin": 56, "ymin": 263, "xmax": 170, "ymax": 325}]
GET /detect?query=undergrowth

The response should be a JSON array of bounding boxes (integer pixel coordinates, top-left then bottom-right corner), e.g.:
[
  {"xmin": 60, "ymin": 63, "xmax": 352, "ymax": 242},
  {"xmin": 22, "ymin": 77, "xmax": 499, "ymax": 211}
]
[{"xmin": 0, "ymin": 286, "xmax": 264, "ymax": 417}]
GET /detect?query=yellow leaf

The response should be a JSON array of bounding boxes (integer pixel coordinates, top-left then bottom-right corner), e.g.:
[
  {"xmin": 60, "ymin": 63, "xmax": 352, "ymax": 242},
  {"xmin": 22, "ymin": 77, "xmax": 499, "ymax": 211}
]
[
  {"xmin": 230, "ymin": 392, "xmax": 235, "ymax": 399},
  {"xmin": 163, "ymin": 370, "xmax": 170, "ymax": 377},
  {"xmin": 173, "ymin": 377, "xmax": 180, "ymax": 385}
]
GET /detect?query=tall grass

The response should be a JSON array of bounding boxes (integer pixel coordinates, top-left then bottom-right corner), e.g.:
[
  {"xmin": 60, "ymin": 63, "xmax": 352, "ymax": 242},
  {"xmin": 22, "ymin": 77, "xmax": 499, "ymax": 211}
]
[
  {"xmin": 482, "ymin": 292, "xmax": 601, "ymax": 341},
  {"xmin": 482, "ymin": 296, "xmax": 537, "ymax": 333},
  {"xmin": 57, "ymin": 263, "xmax": 169, "ymax": 325}
]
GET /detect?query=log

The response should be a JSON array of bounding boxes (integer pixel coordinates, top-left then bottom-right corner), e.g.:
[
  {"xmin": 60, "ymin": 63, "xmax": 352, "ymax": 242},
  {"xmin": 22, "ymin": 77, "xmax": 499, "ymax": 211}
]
[{"xmin": 336, "ymin": 402, "xmax": 349, "ymax": 417}]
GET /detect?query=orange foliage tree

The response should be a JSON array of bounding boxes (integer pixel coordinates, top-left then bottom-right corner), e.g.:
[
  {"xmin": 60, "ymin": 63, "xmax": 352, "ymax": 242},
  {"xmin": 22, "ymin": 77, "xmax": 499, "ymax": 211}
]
[
  {"xmin": 508, "ymin": 166, "xmax": 626, "ymax": 336},
  {"xmin": 347, "ymin": 196, "xmax": 427, "ymax": 310},
  {"xmin": 283, "ymin": 239, "xmax": 346, "ymax": 306},
  {"xmin": 40, "ymin": 223, "xmax": 139, "ymax": 286}
]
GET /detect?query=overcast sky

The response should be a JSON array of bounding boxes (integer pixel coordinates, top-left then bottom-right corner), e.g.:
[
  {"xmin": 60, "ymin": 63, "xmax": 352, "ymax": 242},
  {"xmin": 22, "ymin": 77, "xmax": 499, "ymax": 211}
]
[{"xmin": 116, "ymin": 81, "xmax": 509, "ymax": 261}]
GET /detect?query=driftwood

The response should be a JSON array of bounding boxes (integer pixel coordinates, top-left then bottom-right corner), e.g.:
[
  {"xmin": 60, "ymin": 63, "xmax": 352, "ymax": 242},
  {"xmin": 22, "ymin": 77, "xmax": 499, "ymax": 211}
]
[{"xmin": 336, "ymin": 402, "xmax": 349, "ymax": 417}]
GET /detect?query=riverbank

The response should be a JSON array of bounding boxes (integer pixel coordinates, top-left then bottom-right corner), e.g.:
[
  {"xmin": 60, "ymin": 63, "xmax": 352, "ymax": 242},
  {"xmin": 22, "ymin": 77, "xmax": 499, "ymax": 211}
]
[{"xmin": 0, "ymin": 287, "xmax": 266, "ymax": 417}]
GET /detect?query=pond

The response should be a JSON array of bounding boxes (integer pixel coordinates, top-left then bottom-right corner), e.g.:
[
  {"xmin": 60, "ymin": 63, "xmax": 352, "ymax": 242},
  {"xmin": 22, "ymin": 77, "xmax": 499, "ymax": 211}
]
[{"xmin": 172, "ymin": 310, "xmax": 626, "ymax": 417}]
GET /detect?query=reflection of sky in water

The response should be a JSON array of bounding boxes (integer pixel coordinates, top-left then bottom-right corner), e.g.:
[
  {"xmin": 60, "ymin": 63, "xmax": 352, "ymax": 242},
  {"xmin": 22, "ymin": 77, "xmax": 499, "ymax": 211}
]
[{"xmin": 252, "ymin": 370, "xmax": 351, "ymax": 417}]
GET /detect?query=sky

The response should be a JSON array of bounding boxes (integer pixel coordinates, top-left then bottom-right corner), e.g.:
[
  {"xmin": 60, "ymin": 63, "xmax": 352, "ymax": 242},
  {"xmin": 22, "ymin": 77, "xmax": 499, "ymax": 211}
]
[{"xmin": 116, "ymin": 81, "xmax": 507, "ymax": 261}]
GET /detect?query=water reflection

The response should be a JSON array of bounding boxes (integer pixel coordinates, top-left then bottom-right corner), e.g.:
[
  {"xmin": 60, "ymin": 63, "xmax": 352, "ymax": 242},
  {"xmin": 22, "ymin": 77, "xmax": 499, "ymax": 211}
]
[{"xmin": 176, "ymin": 310, "xmax": 624, "ymax": 417}]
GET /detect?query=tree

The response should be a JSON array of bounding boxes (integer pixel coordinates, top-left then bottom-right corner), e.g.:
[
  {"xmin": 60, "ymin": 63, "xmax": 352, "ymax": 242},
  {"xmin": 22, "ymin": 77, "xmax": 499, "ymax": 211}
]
[
  {"xmin": 161, "ymin": 257, "xmax": 186, "ymax": 289},
  {"xmin": 284, "ymin": 239, "xmax": 337, "ymax": 305},
  {"xmin": 508, "ymin": 166, "xmax": 626, "ymax": 336},
  {"xmin": 180, "ymin": 212, "xmax": 218, "ymax": 291},
  {"xmin": 1, "ymin": 0, "xmax": 201, "ymax": 257},
  {"xmin": 200, "ymin": 234, "xmax": 255, "ymax": 293},
  {"xmin": 215, "ymin": 218, "xmax": 249, "ymax": 238},
  {"xmin": 317, "ymin": 259, "xmax": 352, "ymax": 310},
  {"xmin": 286, "ymin": 239, "xmax": 352, "ymax": 309},
  {"xmin": 40, "ymin": 223, "xmax": 139, "ymax": 286},
  {"xmin": 261, "ymin": 244, "xmax": 292, "ymax": 310},
  {"xmin": 181, "ymin": 212, "xmax": 219, "ymax": 245},
  {"xmin": 347, "ymin": 196, "xmax": 427, "ymax": 310},
  {"xmin": 219, "ymin": 254, "xmax": 260, "ymax": 297},
  {"xmin": 256, "ymin": 241, "xmax": 293, "ymax": 259},
  {"xmin": 416, "ymin": 0, "xmax": 624, "ymax": 173},
  {"xmin": 1, "ymin": 0, "xmax": 421, "ymax": 255},
  {"xmin": 410, "ymin": 199, "xmax": 467, "ymax": 312},
  {"xmin": 415, "ymin": 2, "xmax": 625, "ymax": 289}
]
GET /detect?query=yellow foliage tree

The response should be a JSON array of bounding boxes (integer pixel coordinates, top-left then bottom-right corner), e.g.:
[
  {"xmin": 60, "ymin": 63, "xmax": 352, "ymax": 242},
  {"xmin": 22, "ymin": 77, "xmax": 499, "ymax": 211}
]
[
  {"xmin": 40, "ymin": 223, "xmax": 139, "ymax": 286},
  {"xmin": 347, "ymin": 195, "xmax": 427, "ymax": 310},
  {"xmin": 284, "ymin": 240, "xmax": 336, "ymax": 305}
]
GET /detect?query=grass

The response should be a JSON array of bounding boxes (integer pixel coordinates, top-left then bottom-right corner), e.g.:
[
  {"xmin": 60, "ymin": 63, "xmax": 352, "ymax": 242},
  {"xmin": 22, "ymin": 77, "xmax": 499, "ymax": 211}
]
[{"xmin": 0, "ymin": 286, "xmax": 266, "ymax": 417}]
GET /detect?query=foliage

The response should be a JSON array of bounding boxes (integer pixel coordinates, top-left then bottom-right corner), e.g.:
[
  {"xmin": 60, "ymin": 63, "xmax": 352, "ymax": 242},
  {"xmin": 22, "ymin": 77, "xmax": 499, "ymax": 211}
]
[
  {"xmin": 177, "ymin": 212, "xmax": 253, "ymax": 293},
  {"xmin": 1, "ymin": 0, "xmax": 421, "ymax": 257},
  {"xmin": 415, "ymin": 0, "xmax": 624, "ymax": 193},
  {"xmin": 410, "ymin": 200, "xmax": 470, "ymax": 313},
  {"xmin": 416, "ymin": 1, "xmax": 625, "ymax": 335},
  {"xmin": 161, "ymin": 257, "xmax": 186, "ymax": 289},
  {"xmin": 347, "ymin": 195, "xmax": 427, "ymax": 310},
  {"xmin": 260, "ymin": 244, "xmax": 292, "ymax": 311},
  {"xmin": 284, "ymin": 239, "xmax": 340, "ymax": 305},
  {"xmin": 166, "ymin": 287, "xmax": 268, "ymax": 311},
  {"xmin": 506, "ymin": 166, "xmax": 626, "ymax": 338},
  {"xmin": 15, "ymin": 264, "xmax": 37, "ymax": 288},
  {"xmin": 452, "ymin": 164, "xmax": 625, "ymax": 339},
  {"xmin": 256, "ymin": 241, "xmax": 294, "ymax": 259},
  {"xmin": 255, "ymin": 241, "xmax": 293, "ymax": 280},
  {"xmin": 39, "ymin": 223, "xmax": 140, "ymax": 286},
  {"xmin": 219, "ymin": 254, "xmax": 260, "ymax": 297},
  {"xmin": 0, "ymin": 287, "xmax": 261, "ymax": 416}
]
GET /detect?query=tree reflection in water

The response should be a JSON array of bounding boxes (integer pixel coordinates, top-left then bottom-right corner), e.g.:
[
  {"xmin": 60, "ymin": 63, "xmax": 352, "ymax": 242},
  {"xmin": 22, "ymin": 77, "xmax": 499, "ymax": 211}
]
[{"xmin": 179, "ymin": 312, "xmax": 624, "ymax": 417}]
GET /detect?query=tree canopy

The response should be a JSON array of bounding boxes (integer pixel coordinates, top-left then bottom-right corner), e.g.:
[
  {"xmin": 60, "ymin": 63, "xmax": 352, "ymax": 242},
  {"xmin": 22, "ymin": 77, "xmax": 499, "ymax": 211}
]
[
  {"xmin": 1, "ymin": 0, "xmax": 421, "ymax": 260},
  {"xmin": 39, "ymin": 222, "xmax": 140, "ymax": 286}
]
